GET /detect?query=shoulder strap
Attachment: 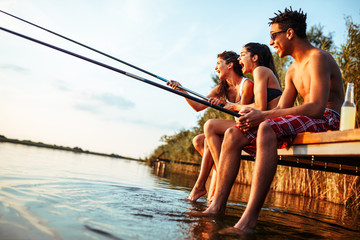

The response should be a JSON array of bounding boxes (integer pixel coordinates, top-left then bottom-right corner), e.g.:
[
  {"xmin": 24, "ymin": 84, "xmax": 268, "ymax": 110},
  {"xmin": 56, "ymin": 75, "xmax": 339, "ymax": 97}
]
[{"xmin": 239, "ymin": 77, "xmax": 247, "ymax": 97}]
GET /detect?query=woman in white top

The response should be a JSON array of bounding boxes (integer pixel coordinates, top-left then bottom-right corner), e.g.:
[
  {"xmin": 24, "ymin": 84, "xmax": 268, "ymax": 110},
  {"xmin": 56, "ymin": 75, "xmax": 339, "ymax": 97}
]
[{"xmin": 167, "ymin": 51, "xmax": 254, "ymax": 201}]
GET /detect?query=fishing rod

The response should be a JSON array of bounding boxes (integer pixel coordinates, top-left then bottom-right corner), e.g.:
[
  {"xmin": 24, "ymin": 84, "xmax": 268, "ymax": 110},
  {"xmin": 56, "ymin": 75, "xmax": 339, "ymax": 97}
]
[
  {"xmin": 0, "ymin": 9, "xmax": 209, "ymax": 101},
  {"xmin": 0, "ymin": 26, "xmax": 240, "ymax": 117}
]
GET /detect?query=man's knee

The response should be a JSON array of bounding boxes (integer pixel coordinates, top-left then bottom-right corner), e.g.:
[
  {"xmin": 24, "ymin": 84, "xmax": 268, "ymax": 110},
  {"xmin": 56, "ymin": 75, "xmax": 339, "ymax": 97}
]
[
  {"xmin": 258, "ymin": 122, "xmax": 276, "ymax": 140},
  {"xmin": 223, "ymin": 127, "xmax": 247, "ymax": 147}
]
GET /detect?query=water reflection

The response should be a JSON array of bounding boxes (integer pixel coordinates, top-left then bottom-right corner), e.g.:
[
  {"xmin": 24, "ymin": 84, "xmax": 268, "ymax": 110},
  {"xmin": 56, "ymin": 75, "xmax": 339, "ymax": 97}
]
[
  {"xmin": 153, "ymin": 161, "xmax": 167, "ymax": 177},
  {"xmin": 1, "ymin": 143, "xmax": 359, "ymax": 240},
  {"xmin": 156, "ymin": 163, "xmax": 360, "ymax": 239}
]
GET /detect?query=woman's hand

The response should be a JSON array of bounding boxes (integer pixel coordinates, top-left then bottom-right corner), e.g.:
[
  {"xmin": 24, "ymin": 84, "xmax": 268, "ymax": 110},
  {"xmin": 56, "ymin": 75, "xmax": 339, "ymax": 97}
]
[
  {"xmin": 208, "ymin": 97, "xmax": 226, "ymax": 106},
  {"xmin": 224, "ymin": 102, "xmax": 241, "ymax": 111},
  {"xmin": 167, "ymin": 80, "xmax": 185, "ymax": 92}
]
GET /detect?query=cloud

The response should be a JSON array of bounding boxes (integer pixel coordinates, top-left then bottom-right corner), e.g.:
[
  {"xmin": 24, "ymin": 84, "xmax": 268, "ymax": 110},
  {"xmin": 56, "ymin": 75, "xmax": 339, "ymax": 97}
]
[
  {"xmin": 74, "ymin": 103, "xmax": 100, "ymax": 114},
  {"xmin": 74, "ymin": 92, "xmax": 135, "ymax": 116},
  {"xmin": 130, "ymin": 118, "xmax": 183, "ymax": 131},
  {"xmin": 0, "ymin": 64, "xmax": 30, "ymax": 73},
  {"xmin": 53, "ymin": 80, "xmax": 71, "ymax": 92},
  {"xmin": 92, "ymin": 93, "xmax": 135, "ymax": 110}
]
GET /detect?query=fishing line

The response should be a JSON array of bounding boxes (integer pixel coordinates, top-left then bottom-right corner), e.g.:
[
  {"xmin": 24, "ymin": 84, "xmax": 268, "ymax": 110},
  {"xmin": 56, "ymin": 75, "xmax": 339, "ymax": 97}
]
[
  {"xmin": 0, "ymin": 9, "xmax": 209, "ymax": 101},
  {"xmin": 0, "ymin": 26, "xmax": 240, "ymax": 117}
]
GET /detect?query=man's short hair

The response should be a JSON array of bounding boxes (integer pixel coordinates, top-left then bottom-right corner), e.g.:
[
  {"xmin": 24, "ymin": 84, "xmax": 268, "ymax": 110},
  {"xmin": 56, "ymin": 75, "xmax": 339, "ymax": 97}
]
[{"xmin": 269, "ymin": 7, "xmax": 307, "ymax": 39}]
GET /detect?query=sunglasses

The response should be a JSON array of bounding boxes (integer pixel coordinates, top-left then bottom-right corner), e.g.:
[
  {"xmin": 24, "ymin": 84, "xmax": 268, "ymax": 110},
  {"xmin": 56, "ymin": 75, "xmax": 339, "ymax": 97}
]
[{"xmin": 270, "ymin": 30, "xmax": 287, "ymax": 40}]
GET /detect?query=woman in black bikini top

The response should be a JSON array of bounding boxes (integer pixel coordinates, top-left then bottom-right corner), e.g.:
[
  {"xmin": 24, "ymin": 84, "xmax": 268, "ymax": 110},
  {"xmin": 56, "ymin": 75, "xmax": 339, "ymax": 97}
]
[
  {"xmin": 267, "ymin": 88, "xmax": 282, "ymax": 102},
  {"xmin": 226, "ymin": 42, "xmax": 282, "ymax": 111}
]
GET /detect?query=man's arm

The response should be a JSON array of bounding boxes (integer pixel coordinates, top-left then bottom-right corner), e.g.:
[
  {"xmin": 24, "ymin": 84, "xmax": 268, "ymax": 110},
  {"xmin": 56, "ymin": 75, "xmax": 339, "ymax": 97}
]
[
  {"xmin": 238, "ymin": 52, "xmax": 331, "ymax": 125},
  {"xmin": 267, "ymin": 52, "xmax": 330, "ymax": 115}
]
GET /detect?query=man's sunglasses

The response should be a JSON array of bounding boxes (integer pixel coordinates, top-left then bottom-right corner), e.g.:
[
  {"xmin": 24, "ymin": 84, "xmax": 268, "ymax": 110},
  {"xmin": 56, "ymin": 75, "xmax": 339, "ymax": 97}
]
[{"xmin": 270, "ymin": 30, "xmax": 287, "ymax": 40}]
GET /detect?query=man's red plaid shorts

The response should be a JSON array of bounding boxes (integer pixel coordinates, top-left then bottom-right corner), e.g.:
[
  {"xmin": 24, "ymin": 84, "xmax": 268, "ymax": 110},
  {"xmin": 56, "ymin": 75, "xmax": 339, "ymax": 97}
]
[{"xmin": 237, "ymin": 109, "xmax": 340, "ymax": 156}]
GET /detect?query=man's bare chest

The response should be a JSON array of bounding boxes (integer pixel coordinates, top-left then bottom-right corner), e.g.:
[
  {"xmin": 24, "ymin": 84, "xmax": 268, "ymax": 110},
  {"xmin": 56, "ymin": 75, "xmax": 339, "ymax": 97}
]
[{"xmin": 292, "ymin": 67, "xmax": 311, "ymax": 98}]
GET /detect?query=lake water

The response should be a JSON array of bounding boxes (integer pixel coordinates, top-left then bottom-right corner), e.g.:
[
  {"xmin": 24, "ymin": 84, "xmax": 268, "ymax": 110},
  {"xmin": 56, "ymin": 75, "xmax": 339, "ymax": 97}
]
[{"xmin": 0, "ymin": 143, "xmax": 359, "ymax": 239}]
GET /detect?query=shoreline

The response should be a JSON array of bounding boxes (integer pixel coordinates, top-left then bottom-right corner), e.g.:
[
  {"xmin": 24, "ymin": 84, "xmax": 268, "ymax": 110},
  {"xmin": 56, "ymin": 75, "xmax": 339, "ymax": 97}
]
[{"xmin": 0, "ymin": 135, "xmax": 142, "ymax": 162}]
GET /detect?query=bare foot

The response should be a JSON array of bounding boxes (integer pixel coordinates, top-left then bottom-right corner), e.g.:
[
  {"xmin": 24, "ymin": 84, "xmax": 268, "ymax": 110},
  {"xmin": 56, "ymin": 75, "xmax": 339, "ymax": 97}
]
[
  {"xmin": 187, "ymin": 210, "xmax": 223, "ymax": 218},
  {"xmin": 185, "ymin": 186, "xmax": 207, "ymax": 202},
  {"xmin": 233, "ymin": 215, "xmax": 257, "ymax": 234},
  {"xmin": 218, "ymin": 227, "xmax": 255, "ymax": 237},
  {"xmin": 187, "ymin": 201, "xmax": 225, "ymax": 218},
  {"xmin": 201, "ymin": 202, "xmax": 225, "ymax": 216}
]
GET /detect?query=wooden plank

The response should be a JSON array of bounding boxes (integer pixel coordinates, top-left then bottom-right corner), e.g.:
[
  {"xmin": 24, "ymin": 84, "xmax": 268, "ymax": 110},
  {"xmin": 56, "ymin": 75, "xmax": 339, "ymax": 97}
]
[
  {"xmin": 277, "ymin": 158, "xmax": 360, "ymax": 176},
  {"xmin": 241, "ymin": 154, "xmax": 360, "ymax": 176},
  {"xmin": 293, "ymin": 128, "xmax": 360, "ymax": 144},
  {"xmin": 278, "ymin": 141, "xmax": 360, "ymax": 156},
  {"xmin": 240, "ymin": 128, "xmax": 360, "ymax": 175}
]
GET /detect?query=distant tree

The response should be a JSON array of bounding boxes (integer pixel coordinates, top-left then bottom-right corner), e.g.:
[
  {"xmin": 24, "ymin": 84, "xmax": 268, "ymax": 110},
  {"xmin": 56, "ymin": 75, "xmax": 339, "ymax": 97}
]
[
  {"xmin": 336, "ymin": 16, "xmax": 360, "ymax": 127},
  {"xmin": 272, "ymin": 53, "xmax": 292, "ymax": 90},
  {"xmin": 158, "ymin": 128, "xmax": 199, "ymax": 161},
  {"xmin": 307, "ymin": 24, "xmax": 334, "ymax": 51}
]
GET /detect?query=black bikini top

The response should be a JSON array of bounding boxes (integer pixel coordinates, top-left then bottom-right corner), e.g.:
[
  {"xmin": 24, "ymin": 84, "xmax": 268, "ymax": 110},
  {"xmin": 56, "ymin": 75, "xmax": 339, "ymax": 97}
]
[{"xmin": 267, "ymin": 88, "xmax": 282, "ymax": 102}]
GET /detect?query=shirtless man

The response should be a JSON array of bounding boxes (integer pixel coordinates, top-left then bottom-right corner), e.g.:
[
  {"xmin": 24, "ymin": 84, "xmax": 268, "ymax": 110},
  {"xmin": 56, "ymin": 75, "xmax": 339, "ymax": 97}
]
[{"xmin": 202, "ymin": 7, "xmax": 344, "ymax": 233}]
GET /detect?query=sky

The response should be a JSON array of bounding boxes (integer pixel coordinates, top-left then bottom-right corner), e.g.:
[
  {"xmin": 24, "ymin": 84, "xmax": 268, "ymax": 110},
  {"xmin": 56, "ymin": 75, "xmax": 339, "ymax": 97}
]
[{"xmin": 0, "ymin": 0, "xmax": 359, "ymax": 159}]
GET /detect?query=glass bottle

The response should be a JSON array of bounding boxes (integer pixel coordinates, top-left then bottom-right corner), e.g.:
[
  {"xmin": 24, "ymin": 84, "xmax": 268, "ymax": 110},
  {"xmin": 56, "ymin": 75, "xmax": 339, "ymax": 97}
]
[{"xmin": 340, "ymin": 82, "xmax": 356, "ymax": 131}]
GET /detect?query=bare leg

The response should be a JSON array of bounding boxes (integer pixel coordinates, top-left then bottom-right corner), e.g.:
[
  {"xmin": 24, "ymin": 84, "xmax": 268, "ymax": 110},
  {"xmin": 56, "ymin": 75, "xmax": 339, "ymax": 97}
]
[
  {"xmin": 192, "ymin": 134, "xmax": 205, "ymax": 156},
  {"xmin": 207, "ymin": 168, "xmax": 216, "ymax": 201},
  {"xmin": 188, "ymin": 119, "xmax": 239, "ymax": 202},
  {"xmin": 234, "ymin": 122, "xmax": 278, "ymax": 233},
  {"xmin": 186, "ymin": 134, "xmax": 215, "ymax": 201},
  {"xmin": 204, "ymin": 119, "xmax": 237, "ymax": 202},
  {"xmin": 203, "ymin": 127, "xmax": 249, "ymax": 214},
  {"xmin": 204, "ymin": 119, "xmax": 236, "ymax": 166}
]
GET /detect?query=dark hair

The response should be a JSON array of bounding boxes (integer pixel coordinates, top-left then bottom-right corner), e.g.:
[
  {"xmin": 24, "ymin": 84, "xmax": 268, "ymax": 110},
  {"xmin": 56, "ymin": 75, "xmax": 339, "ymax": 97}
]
[
  {"xmin": 244, "ymin": 42, "xmax": 279, "ymax": 81},
  {"xmin": 268, "ymin": 7, "xmax": 307, "ymax": 39},
  {"xmin": 217, "ymin": 51, "xmax": 244, "ymax": 98}
]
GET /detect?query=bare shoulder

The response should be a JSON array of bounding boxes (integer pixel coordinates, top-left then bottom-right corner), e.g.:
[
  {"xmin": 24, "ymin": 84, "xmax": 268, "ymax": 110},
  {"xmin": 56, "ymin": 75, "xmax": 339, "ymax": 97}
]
[
  {"xmin": 308, "ymin": 48, "xmax": 336, "ymax": 65},
  {"xmin": 244, "ymin": 78, "xmax": 254, "ymax": 86},
  {"xmin": 307, "ymin": 49, "xmax": 342, "ymax": 80},
  {"xmin": 253, "ymin": 66, "xmax": 272, "ymax": 75},
  {"xmin": 253, "ymin": 66, "xmax": 274, "ymax": 82},
  {"xmin": 253, "ymin": 67, "xmax": 274, "ymax": 88},
  {"xmin": 244, "ymin": 77, "xmax": 254, "ymax": 84}
]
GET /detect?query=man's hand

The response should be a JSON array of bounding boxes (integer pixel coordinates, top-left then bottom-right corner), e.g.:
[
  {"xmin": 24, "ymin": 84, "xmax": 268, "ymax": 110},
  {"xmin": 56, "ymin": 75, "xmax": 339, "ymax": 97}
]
[{"xmin": 236, "ymin": 107, "xmax": 265, "ymax": 130}]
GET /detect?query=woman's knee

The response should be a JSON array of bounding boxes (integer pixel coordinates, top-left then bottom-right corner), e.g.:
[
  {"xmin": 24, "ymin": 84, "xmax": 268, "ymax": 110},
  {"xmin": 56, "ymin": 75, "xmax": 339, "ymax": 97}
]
[
  {"xmin": 192, "ymin": 134, "xmax": 205, "ymax": 150},
  {"xmin": 204, "ymin": 119, "xmax": 217, "ymax": 135}
]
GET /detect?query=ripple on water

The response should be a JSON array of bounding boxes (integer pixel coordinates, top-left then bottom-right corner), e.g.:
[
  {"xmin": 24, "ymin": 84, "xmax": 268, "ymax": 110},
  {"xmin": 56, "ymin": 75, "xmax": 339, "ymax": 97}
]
[{"xmin": 0, "ymin": 143, "xmax": 359, "ymax": 239}]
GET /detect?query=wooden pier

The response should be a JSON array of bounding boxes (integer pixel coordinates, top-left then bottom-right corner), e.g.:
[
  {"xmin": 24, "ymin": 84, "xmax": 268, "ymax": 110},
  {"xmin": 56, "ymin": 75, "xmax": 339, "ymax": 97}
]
[
  {"xmin": 242, "ymin": 128, "xmax": 360, "ymax": 176},
  {"xmin": 156, "ymin": 129, "xmax": 360, "ymax": 176}
]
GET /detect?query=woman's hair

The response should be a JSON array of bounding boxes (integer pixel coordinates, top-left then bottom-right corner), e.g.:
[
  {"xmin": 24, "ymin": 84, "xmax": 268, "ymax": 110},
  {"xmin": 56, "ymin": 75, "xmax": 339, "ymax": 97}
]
[
  {"xmin": 217, "ymin": 50, "xmax": 244, "ymax": 98},
  {"xmin": 244, "ymin": 42, "xmax": 279, "ymax": 81}
]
